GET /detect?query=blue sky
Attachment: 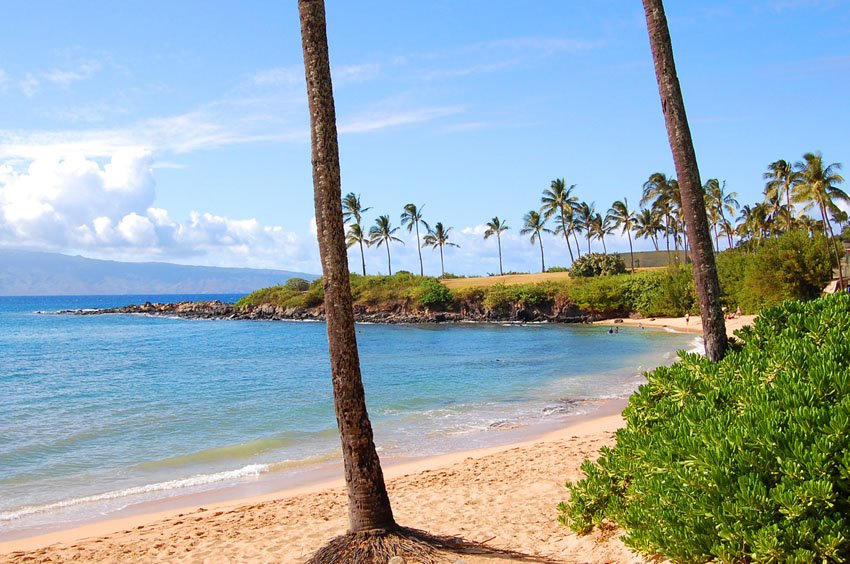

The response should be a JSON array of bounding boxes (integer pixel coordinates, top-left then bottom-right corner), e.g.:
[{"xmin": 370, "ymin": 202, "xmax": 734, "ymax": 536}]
[{"xmin": 0, "ymin": 1, "xmax": 847, "ymax": 276}]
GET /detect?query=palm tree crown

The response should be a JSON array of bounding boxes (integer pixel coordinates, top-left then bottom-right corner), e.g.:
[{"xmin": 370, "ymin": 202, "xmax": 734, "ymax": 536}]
[
  {"xmin": 484, "ymin": 216, "xmax": 509, "ymax": 275},
  {"xmin": 423, "ymin": 222, "xmax": 459, "ymax": 277},
  {"xmin": 520, "ymin": 210, "xmax": 551, "ymax": 272},
  {"xmin": 541, "ymin": 178, "xmax": 579, "ymax": 263},
  {"xmin": 368, "ymin": 215, "xmax": 403, "ymax": 275},
  {"xmin": 607, "ymin": 198, "xmax": 636, "ymax": 272},
  {"xmin": 400, "ymin": 203, "xmax": 429, "ymax": 276}
]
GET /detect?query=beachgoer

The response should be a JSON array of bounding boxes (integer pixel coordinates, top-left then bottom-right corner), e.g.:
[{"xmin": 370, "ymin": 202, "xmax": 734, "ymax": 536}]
[
  {"xmin": 608, "ymin": 328, "xmax": 613, "ymax": 334},
  {"xmin": 685, "ymin": 313, "xmax": 690, "ymax": 325},
  {"xmin": 735, "ymin": 306, "xmax": 742, "ymax": 318}
]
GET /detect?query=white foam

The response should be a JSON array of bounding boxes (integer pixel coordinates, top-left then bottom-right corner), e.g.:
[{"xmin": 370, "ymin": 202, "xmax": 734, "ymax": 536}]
[
  {"xmin": 0, "ymin": 464, "xmax": 269, "ymax": 523},
  {"xmin": 686, "ymin": 336, "xmax": 705, "ymax": 355}
]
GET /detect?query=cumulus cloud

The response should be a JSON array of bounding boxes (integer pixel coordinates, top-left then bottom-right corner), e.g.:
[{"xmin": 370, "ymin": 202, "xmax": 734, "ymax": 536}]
[{"xmin": 0, "ymin": 152, "xmax": 319, "ymax": 270}]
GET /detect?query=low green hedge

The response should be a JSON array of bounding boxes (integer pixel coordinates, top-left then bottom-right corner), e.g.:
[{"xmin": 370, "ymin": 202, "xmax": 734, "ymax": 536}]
[{"xmin": 560, "ymin": 292, "xmax": 850, "ymax": 562}]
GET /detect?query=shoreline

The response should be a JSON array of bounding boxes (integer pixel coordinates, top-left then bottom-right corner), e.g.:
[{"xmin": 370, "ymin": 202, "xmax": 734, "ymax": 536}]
[
  {"xmin": 2, "ymin": 316, "xmax": 755, "ymax": 562},
  {"xmin": 1, "ymin": 399, "xmax": 630, "ymax": 559}
]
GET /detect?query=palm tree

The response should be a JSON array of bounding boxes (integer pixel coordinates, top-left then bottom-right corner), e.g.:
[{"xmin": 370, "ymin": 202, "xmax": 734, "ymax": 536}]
[
  {"xmin": 422, "ymin": 222, "xmax": 458, "ymax": 277},
  {"xmin": 643, "ymin": 0, "xmax": 728, "ymax": 361},
  {"xmin": 541, "ymin": 178, "xmax": 578, "ymax": 263},
  {"xmin": 608, "ymin": 199, "xmax": 637, "ymax": 272},
  {"xmin": 589, "ymin": 212, "xmax": 615, "ymax": 253},
  {"xmin": 575, "ymin": 201, "xmax": 596, "ymax": 254},
  {"xmin": 298, "ymin": 0, "xmax": 396, "ymax": 554},
  {"xmin": 634, "ymin": 207, "xmax": 662, "ymax": 251},
  {"xmin": 521, "ymin": 210, "xmax": 551, "ymax": 272},
  {"xmin": 736, "ymin": 203, "xmax": 770, "ymax": 248},
  {"xmin": 763, "ymin": 159, "xmax": 800, "ymax": 232},
  {"xmin": 369, "ymin": 215, "xmax": 403, "ymax": 275},
  {"xmin": 342, "ymin": 193, "xmax": 370, "ymax": 275},
  {"xmin": 484, "ymin": 216, "xmax": 509, "ymax": 275},
  {"xmin": 794, "ymin": 151, "xmax": 848, "ymax": 286},
  {"xmin": 641, "ymin": 172, "xmax": 678, "ymax": 263},
  {"xmin": 400, "ymin": 203, "xmax": 429, "ymax": 277},
  {"xmin": 704, "ymin": 179, "xmax": 739, "ymax": 251}
]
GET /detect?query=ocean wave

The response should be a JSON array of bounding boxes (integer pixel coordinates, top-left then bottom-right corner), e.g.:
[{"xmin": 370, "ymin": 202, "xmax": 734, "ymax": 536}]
[{"xmin": 0, "ymin": 464, "xmax": 269, "ymax": 523}]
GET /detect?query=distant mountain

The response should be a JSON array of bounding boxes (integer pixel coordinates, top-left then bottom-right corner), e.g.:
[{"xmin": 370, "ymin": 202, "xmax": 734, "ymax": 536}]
[{"xmin": 0, "ymin": 249, "xmax": 317, "ymax": 296}]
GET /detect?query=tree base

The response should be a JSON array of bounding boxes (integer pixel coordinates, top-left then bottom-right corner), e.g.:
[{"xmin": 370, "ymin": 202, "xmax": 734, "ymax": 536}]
[{"xmin": 306, "ymin": 525, "xmax": 553, "ymax": 563}]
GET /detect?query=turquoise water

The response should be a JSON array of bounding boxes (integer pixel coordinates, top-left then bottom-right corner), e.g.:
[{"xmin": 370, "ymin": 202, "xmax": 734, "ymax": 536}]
[{"xmin": 0, "ymin": 295, "xmax": 697, "ymax": 536}]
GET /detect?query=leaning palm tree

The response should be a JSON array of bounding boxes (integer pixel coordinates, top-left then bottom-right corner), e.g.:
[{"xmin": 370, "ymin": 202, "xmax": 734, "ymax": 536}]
[
  {"xmin": 704, "ymin": 179, "xmax": 739, "ymax": 251},
  {"xmin": 369, "ymin": 215, "xmax": 403, "ymax": 275},
  {"xmin": 763, "ymin": 159, "xmax": 800, "ymax": 232},
  {"xmin": 345, "ymin": 223, "xmax": 369, "ymax": 274},
  {"xmin": 342, "ymin": 193, "xmax": 370, "ymax": 275},
  {"xmin": 422, "ymin": 222, "xmax": 458, "ymax": 277},
  {"xmin": 400, "ymin": 203, "xmax": 429, "ymax": 276},
  {"xmin": 608, "ymin": 199, "xmax": 637, "ymax": 272},
  {"xmin": 521, "ymin": 210, "xmax": 551, "ymax": 272},
  {"xmin": 484, "ymin": 216, "xmax": 509, "ymax": 275},
  {"xmin": 794, "ymin": 151, "xmax": 848, "ymax": 287},
  {"xmin": 541, "ymin": 178, "xmax": 578, "ymax": 263},
  {"xmin": 643, "ymin": 0, "xmax": 727, "ymax": 361},
  {"xmin": 589, "ymin": 212, "xmax": 615, "ymax": 253},
  {"xmin": 298, "ymin": 1, "xmax": 397, "ymax": 558},
  {"xmin": 642, "ymin": 172, "xmax": 678, "ymax": 263}
]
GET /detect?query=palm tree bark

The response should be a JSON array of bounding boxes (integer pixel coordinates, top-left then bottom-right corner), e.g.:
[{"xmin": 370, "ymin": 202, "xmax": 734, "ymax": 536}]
[
  {"xmin": 643, "ymin": 0, "xmax": 728, "ymax": 361},
  {"xmin": 497, "ymin": 233, "xmax": 504, "ymax": 275},
  {"xmin": 439, "ymin": 243, "xmax": 445, "ymax": 277},
  {"xmin": 385, "ymin": 243, "xmax": 392, "ymax": 276},
  {"xmin": 415, "ymin": 222, "xmax": 423, "ymax": 276},
  {"xmin": 537, "ymin": 234, "xmax": 546, "ymax": 272},
  {"xmin": 358, "ymin": 237, "xmax": 366, "ymax": 276},
  {"xmin": 298, "ymin": 0, "xmax": 395, "ymax": 532},
  {"xmin": 627, "ymin": 230, "xmax": 635, "ymax": 273}
]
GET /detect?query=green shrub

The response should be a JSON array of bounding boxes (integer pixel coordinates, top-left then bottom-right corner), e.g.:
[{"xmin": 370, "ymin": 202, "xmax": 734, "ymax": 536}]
[
  {"xmin": 560, "ymin": 293, "xmax": 850, "ymax": 562},
  {"xmin": 417, "ymin": 278, "xmax": 453, "ymax": 310},
  {"xmin": 645, "ymin": 265, "xmax": 696, "ymax": 317},
  {"xmin": 741, "ymin": 230, "xmax": 833, "ymax": 312},
  {"xmin": 570, "ymin": 253, "xmax": 626, "ymax": 277},
  {"xmin": 715, "ymin": 249, "xmax": 751, "ymax": 310},
  {"xmin": 546, "ymin": 266, "xmax": 570, "ymax": 273},
  {"xmin": 569, "ymin": 275, "xmax": 630, "ymax": 314},
  {"xmin": 283, "ymin": 277, "xmax": 311, "ymax": 292}
]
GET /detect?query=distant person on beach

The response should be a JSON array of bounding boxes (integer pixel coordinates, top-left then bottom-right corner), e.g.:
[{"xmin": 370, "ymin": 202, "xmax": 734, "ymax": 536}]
[
  {"xmin": 608, "ymin": 328, "xmax": 613, "ymax": 334},
  {"xmin": 735, "ymin": 306, "xmax": 742, "ymax": 318},
  {"xmin": 685, "ymin": 313, "xmax": 690, "ymax": 325}
]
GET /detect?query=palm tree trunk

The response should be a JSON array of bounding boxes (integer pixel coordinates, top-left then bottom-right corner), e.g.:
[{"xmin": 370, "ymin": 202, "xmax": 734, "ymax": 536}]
[
  {"xmin": 601, "ymin": 235, "xmax": 607, "ymax": 254},
  {"xmin": 358, "ymin": 237, "xmax": 366, "ymax": 276},
  {"xmin": 415, "ymin": 223, "xmax": 423, "ymax": 276},
  {"xmin": 537, "ymin": 233, "xmax": 546, "ymax": 272},
  {"xmin": 627, "ymin": 230, "xmax": 635, "ymax": 273},
  {"xmin": 298, "ymin": 0, "xmax": 395, "ymax": 533},
  {"xmin": 586, "ymin": 233, "xmax": 591, "ymax": 254},
  {"xmin": 497, "ymin": 233, "xmax": 504, "ymax": 276},
  {"xmin": 665, "ymin": 214, "xmax": 671, "ymax": 264},
  {"xmin": 439, "ymin": 243, "xmax": 445, "ymax": 277},
  {"xmin": 643, "ymin": 0, "xmax": 727, "ymax": 361},
  {"xmin": 573, "ymin": 231, "xmax": 582, "ymax": 258},
  {"xmin": 821, "ymin": 202, "xmax": 845, "ymax": 287},
  {"xmin": 561, "ymin": 217, "xmax": 574, "ymax": 263},
  {"xmin": 385, "ymin": 243, "xmax": 392, "ymax": 276}
]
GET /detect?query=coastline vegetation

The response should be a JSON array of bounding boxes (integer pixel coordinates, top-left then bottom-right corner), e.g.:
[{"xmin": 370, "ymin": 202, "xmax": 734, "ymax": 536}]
[{"xmin": 560, "ymin": 292, "xmax": 850, "ymax": 561}]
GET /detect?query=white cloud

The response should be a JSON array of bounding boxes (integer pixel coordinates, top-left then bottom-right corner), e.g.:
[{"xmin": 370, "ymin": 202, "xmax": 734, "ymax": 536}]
[
  {"xmin": 339, "ymin": 105, "xmax": 463, "ymax": 134},
  {"xmin": 42, "ymin": 61, "xmax": 101, "ymax": 86},
  {"xmin": 0, "ymin": 152, "xmax": 319, "ymax": 270},
  {"xmin": 19, "ymin": 74, "xmax": 39, "ymax": 97}
]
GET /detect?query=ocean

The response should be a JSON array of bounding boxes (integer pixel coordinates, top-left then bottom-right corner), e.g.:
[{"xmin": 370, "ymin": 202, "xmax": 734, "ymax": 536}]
[{"xmin": 0, "ymin": 294, "xmax": 698, "ymax": 539}]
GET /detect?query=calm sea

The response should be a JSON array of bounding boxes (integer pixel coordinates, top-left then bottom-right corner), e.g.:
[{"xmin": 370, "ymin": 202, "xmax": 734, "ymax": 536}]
[{"xmin": 0, "ymin": 294, "xmax": 697, "ymax": 538}]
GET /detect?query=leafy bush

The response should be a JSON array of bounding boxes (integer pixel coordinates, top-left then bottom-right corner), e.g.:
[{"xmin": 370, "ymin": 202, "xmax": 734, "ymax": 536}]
[
  {"xmin": 644, "ymin": 265, "xmax": 696, "ymax": 317},
  {"xmin": 546, "ymin": 266, "xmax": 570, "ymax": 273},
  {"xmin": 283, "ymin": 277, "xmax": 311, "ymax": 292},
  {"xmin": 741, "ymin": 230, "xmax": 833, "ymax": 312},
  {"xmin": 560, "ymin": 293, "xmax": 850, "ymax": 562},
  {"xmin": 569, "ymin": 275, "xmax": 630, "ymax": 314},
  {"xmin": 417, "ymin": 278, "xmax": 453, "ymax": 310},
  {"xmin": 570, "ymin": 253, "xmax": 626, "ymax": 277}
]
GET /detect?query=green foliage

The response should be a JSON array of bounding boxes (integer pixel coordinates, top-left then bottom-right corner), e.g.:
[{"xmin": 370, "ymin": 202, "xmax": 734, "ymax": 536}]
[
  {"xmin": 349, "ymin": 272, "xmax": 420, "ymax": 305},
  {"xmin": 742, "ymin": 230, "xmax": 833, "ymax": 311},
  {"xmin": 284, "ymin": 277, "xmax": 311, "ymax": 292},
  {"xmin": 570, "ymin": 253, "xmax": 626, "ymax": 277},
  {"xmin": 569, "ymin": 275, "xmax": 630, "ymax": 314},
  {"xmin": 545, "ymin": 266, "xmax": 570, "ymax": 273},
  {"xmin": 417, "ymin": 278, "xmax": 452, "ymax": 310},
  {"xmin": 482, "ymin": 283, "xmax": 555, "ymax": 315},
  {"xmin": 560, "ymin": 293, "xmax": 850, "ymax": 562},
  {"xmin": 645, "ymin": 265, "xmax": 696, "ymax": 317},
  {"xmin": 715, "ymin": 248, "xmax": 750, "ymax": 309}
]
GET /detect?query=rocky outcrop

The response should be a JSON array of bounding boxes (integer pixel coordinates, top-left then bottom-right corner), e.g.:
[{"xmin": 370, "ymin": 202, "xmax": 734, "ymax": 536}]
[{"xmin": 57, "ymin": 298, "xmax": 595, "ymax": 324}]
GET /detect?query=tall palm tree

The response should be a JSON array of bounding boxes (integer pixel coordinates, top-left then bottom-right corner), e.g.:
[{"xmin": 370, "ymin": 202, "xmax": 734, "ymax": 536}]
[
  {"xmin": 763, "ymin": 159, "xmax": 800, "ymax": 232},
  {"xmin": 521, "ymin": 210, "xmax": 551, "ymax": 273},
  {"xmin": 422, "ymin": 222, "xmax": 458, "ymax": 277},
  {"xmin": 634, "ymin": 207, "xmax": 662, "ymax": 251},
  {"xmin": 794, "ymin": 151, "xmax": 848, "ymax": 286},
  {"xmin": 608, "ymin": 199, "xmax": 637, "ymax": 272},
  {"xmin": 589, "ymin": 212, "xmax": 615, "ymax": 253},
  {"xmin": 369, "ymin": 215, "xmax": 403, "ymax": 275},
  {"xmin": 642, "ymin": 172, "xmax": 678, "ymax": 263},
  {"xmin": 344, "ymin": 223, "xmax": 369, "ymax": 272},
  {"xmin": 704, "ymin": 179, "xmax": 739, "ymax": 251},
  {"xmin": 484, "ymin": 216, "xmax": 509, "ymax": 275},
  {"xmin": 342, "ymin": 193, "xmax": 370, "ymax": 275},
  {"xmin": 298, "ymin": 0, "xmax": 396, "ymax": 551},
  {"xmin": 541, "ymin": 178, "xmax": 578, "ymax": 263},
  {"xmin": 574, "ymin": 201, "xmax": 596, "ymax": 254},
  {"xmin": 736, "ymin": 203, "xmax": 770, "ymax": 248},
  {"xmin": 400, "ymin": 203, "xmax": 429, "ymax": 276},
  {"xmin": 643, "ymin": 0, "xmax": 728, "ymax": 361}
]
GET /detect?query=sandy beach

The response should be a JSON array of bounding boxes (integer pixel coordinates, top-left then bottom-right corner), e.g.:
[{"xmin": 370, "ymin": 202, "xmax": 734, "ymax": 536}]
[{"xmin": 1, "ymin": 317, "xmax": 753, "ymax": 563}]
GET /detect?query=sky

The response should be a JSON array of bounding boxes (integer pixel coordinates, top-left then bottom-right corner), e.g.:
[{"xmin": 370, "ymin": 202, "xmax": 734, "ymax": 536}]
[{"xmin": 0, "ymin": 0, "xmax": 848, "ymax": 276}]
